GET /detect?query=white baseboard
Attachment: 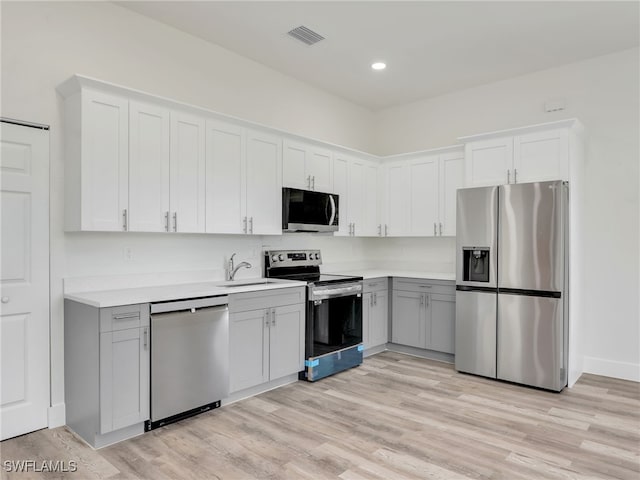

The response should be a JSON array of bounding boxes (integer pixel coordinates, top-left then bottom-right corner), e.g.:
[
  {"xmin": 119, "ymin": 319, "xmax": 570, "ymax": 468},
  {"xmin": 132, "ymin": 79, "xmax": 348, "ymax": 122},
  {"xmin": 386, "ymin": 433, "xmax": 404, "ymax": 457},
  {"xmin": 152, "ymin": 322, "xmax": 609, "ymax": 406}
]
[
  {"xmin": 583, "ymin": 356, "xmax": 640, "ymax": 382},
  {"xmin": 48, "ymin": 402, "xmax": 66, "ymax": 428}
]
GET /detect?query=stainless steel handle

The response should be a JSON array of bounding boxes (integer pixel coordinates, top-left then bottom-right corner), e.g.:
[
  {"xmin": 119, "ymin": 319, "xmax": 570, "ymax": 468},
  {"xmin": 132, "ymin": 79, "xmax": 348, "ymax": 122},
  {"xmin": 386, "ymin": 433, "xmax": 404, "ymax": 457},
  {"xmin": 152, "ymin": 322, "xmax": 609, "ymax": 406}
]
[
  {"xmin": 122, "ymin": 209, "xmax": 128, "ymax": 231},
  {"xmin": 164, "ymin": 211, "xmax": 169, "ymax": 232},
  {"xmin": 249, "ymin": 217, "xmax": 253, "ymax": 234},
  {"xmin": 367, "ymin": 282, "xmax": 379, "ymax": 288},
  {"xmin": 328, "ymin": 195, "xmax": 336, "ymax": 227},
  {"xmin": 312, "ymin": 176, "xmax": 315, "ymax": 190},
  {"xmin": 374, "ymin": 292, "xmax": 377, "ymax": 306},
  {"xmin": 370, "ymin": 294, "xmax": 374, "ymax": 306},
  {"xmin": 271, "ymin": 308, "xmax": 276, "ymax": 327},
  {"xmin": 385, "ymin": 224, "xmax": 388, "ymax": 236},
  {"xmin": 420, "ymin": 294, "xmax": 424, "ymax": 306},
  {"xmin": 419, "ymin": 285, "xmax": 432, "ymax": 289},
  {"xmin": 507, "ymin": 169, "xmax": 511, "ymax": 184},
  {"xmin": 243, "ymin": 216, "xmax": 247, "ymax": 234},
  {"xmin": 307, "ymin": 175, "xmax": 311, "ymax": 189},
  {"xmin": 310, "ymin": 283, "xmax": 363, "ymax": 301},
  {"xmin": 173, "ymin": 212, "xmax": 177, "ymax": 232},
  {"xmin": 426, "ymin": 295, "xmax": 429, "ymax": 307},
  {"xmin": 352, "ymin": 223, "xmax": 356, "ymax": 236},
  {"xmin": 143, "ymin": 327, "xmax": 148, "ymax": 349},
  {"xmin": 514, "ymin": 168, "xmax": 518, "ymax": 183},
  {"xmin": 265, "ymin": 309, "xmax": 270, "ymax": 328},
  {"xmin": 434, "ymin": 223, "xmax": 437, "ymax": 235},
  {"xmin": 378, "ymin": 224, "xmax": 381, "ymax": 236},
  {"xmin": 113, "ymin": 312, "xmax": 140, "ymax": 320},
  {"xmin": 439, "ymin": 223, "xmax": 443, "ymax": 236}
]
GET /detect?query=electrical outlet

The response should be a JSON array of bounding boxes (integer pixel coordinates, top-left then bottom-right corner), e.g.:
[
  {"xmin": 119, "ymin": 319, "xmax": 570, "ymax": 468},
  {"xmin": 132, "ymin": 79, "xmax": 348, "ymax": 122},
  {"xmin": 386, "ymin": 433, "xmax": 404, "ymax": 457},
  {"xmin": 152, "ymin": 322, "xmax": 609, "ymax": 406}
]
[{"xmin": 124, "ymin": 246, "xmax": 133, "ymax": 262}]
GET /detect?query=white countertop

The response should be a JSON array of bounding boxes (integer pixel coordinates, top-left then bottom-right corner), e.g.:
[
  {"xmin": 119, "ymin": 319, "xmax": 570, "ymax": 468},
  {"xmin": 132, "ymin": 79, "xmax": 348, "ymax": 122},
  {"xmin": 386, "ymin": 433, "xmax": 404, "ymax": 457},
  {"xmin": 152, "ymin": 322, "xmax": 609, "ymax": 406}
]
[
  {"xmin": 334, "ymin": 269, "xmax": 456, "ymax": 281},
  {"xmin": 64, "ymin": 278, "xmax": 306, "ymax": 308}
]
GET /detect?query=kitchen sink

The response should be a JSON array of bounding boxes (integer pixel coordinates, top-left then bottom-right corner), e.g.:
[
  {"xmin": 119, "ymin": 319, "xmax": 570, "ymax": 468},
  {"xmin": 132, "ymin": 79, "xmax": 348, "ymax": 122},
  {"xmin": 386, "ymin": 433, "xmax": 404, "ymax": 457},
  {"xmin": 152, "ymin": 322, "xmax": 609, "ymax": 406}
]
[{"xmin": 215, "ymin": 279, "xmax": 280, "ymax": 288}]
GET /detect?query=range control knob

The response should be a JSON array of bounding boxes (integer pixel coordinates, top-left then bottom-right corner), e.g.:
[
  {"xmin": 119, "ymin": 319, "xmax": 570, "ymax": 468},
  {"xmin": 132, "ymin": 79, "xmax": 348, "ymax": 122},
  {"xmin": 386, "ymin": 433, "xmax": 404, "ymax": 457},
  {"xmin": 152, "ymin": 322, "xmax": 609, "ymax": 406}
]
[
  {"xmin": 314, "ymin": 253, "xmax": 320, "ymax": 260},
  {"xmin": 271, "ymin": 254, "xmax": 279, "ymax": 262},
  {"xmin": 278, "ymin": 254, "xmax": 285, "ymax": 261}
]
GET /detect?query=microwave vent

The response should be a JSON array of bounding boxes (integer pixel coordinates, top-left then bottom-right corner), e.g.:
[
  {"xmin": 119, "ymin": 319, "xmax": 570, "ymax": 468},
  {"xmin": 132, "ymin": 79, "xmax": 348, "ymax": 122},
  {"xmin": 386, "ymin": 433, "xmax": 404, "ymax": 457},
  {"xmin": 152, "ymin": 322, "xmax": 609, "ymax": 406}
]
[{"xmin": 287, "ymin": 26, "xmax": 325, "ymax": 46}]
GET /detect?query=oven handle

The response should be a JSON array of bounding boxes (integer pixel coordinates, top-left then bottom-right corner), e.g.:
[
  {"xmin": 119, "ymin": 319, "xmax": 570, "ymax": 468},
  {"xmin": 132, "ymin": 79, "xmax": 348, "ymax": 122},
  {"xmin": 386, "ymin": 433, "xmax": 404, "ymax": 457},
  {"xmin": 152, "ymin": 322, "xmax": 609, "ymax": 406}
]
[{"xmin": 310, "ymin": 283, "xmax": 362, "ymax": 301}]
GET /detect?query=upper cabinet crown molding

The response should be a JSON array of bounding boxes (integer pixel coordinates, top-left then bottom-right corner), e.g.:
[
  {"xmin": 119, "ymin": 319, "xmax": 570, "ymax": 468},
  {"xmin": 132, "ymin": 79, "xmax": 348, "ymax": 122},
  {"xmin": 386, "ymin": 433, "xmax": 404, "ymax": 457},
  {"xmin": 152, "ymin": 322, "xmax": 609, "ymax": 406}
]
[{"xmin": 457, "ymin": 118, "xmax": 585, "ymax": 144}]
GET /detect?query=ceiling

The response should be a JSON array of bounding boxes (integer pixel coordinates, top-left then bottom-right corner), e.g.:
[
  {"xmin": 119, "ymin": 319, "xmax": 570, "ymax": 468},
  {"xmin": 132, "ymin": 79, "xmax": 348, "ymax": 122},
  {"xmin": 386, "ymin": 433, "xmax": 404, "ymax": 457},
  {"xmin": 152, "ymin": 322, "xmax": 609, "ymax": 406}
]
[{"xmin": 116, "ymin": 1, "xmax": 640, "ymax": 111}]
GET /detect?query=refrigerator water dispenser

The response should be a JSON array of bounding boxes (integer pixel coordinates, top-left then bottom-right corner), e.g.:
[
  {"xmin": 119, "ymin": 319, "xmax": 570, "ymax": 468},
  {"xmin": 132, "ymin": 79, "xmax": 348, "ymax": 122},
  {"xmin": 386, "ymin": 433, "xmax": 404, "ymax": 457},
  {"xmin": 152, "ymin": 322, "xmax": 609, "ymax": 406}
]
[{"xmin": 463, "ymin": 247, "xmax": 490, "ymax": 282}]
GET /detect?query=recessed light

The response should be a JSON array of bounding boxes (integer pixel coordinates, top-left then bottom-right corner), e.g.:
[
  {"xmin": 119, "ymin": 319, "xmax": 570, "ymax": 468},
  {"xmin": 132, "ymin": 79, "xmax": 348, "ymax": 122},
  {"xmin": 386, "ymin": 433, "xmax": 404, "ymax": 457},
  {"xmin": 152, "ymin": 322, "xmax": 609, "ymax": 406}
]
[{"xmin": 371, "ymin": 62, "xmax": 386, "ymax": 71}]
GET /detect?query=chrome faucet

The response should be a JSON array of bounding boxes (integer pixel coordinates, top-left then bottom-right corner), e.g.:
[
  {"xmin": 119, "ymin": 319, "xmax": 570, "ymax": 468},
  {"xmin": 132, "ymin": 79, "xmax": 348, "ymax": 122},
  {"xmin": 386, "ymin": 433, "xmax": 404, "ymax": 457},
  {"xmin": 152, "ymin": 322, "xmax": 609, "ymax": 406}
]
[{"xmin": 227, "ymin": 253, "xmax": 252, "ymax": 281}]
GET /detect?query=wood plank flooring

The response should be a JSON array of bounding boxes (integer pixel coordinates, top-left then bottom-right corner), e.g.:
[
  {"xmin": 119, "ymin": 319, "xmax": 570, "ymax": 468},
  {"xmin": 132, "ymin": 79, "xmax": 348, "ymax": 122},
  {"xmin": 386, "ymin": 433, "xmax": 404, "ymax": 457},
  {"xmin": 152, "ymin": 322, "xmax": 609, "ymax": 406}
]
[{"xmin": 2, "ymin": 352, "xmax": 639, "ymax": 479}]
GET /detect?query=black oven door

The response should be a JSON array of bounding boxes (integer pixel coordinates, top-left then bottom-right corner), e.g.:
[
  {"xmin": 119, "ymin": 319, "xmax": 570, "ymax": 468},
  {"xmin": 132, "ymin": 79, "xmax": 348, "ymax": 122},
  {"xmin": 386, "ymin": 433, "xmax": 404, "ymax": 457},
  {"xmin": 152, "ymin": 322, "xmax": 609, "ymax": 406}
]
[{"xmin": 306, "ymin": 282, "xmax": 363, "ymax": 358}]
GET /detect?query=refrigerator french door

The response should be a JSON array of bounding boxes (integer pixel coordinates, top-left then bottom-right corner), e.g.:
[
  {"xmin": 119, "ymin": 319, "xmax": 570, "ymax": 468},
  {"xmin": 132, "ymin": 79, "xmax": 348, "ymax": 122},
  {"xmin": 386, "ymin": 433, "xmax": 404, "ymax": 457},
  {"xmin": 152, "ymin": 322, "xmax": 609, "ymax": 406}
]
[{"xmin": 455, "ymin": 180, "xmax": 568, "ymax": 391}]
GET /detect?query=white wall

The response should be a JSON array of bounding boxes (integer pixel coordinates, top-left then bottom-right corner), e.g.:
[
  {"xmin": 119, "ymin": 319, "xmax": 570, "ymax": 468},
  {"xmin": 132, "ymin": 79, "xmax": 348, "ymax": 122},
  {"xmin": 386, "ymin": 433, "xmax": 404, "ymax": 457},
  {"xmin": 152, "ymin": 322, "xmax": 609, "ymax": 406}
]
[
  {"xmin": 373, "ymin": 48, "xmax": 640, "ymax": 381},
  {"xmin": 1, "ymin": 1, "xmax": 374, "ymax": 421}
]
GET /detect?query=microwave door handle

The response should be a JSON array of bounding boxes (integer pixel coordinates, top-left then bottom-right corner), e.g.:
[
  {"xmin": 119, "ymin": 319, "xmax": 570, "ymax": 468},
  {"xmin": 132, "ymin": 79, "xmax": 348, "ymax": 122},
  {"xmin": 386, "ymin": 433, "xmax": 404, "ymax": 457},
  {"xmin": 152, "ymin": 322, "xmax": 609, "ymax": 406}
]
[{"xmin": 328, "ymin": 195, "xmax": 336, "ymax": 226}]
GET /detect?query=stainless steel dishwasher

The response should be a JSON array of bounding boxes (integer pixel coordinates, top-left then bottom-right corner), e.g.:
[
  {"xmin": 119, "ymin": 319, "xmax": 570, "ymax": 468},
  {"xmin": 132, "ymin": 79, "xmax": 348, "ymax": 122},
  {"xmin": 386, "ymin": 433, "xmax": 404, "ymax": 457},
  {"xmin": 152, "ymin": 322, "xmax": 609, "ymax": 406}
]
[{"xmin": 146, "ymin": 295, "xmax": 229, "ymax": 430}]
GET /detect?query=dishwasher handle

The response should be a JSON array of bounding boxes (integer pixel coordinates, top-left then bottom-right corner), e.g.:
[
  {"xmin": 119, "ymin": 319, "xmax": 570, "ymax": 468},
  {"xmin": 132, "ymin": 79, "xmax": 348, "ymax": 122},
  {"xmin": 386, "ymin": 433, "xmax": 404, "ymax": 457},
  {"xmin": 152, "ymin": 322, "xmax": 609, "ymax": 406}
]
[{"xmin": 150, "ymin": 295, "xmax": 229, "ymax": 314}]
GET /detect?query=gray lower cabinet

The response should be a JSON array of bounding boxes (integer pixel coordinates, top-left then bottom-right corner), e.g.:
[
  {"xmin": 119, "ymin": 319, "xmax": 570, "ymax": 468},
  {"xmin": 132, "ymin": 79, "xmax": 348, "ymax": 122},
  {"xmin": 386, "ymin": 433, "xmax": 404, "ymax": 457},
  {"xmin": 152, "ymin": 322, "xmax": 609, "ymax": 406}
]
[
  {"xmin": 363, "ymin": 278, "xmax": 389, "ymax": 349},
  {"xmin": 228, "ymin": 287, "xmax": 305, "ymax": 394},
  {"xmin": 391, "ymin": 278, "xmax": 455, "ymax": 354},
  {"xmin": 65, "ymin": 301, "xmax": 150, "ymax": 448}
]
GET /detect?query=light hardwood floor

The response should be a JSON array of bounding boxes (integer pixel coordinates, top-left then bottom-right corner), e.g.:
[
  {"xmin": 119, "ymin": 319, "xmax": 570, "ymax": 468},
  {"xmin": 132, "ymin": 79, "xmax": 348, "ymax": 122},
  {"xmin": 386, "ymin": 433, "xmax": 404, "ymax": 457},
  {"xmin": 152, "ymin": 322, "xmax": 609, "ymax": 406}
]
[{"xmin": 2, "ymin": 352, "xmax": 639, "ymax": 479}]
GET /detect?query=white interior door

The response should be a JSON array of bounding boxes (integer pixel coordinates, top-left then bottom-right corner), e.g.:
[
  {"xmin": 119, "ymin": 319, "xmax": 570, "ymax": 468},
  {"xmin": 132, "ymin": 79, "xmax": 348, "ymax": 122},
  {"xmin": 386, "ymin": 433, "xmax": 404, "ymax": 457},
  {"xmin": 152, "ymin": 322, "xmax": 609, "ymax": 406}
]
[{"xmin": 0, "ymin": 121, "xmax": 50, "ymax": 440}]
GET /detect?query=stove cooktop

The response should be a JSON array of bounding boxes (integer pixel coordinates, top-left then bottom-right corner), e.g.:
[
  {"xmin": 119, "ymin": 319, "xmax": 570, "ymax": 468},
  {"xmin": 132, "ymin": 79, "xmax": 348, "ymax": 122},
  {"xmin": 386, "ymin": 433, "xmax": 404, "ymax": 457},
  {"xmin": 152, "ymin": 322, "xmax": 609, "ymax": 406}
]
[{"xmin": 274, "ymin": 272, "xmax": 362, "ymax": 286}]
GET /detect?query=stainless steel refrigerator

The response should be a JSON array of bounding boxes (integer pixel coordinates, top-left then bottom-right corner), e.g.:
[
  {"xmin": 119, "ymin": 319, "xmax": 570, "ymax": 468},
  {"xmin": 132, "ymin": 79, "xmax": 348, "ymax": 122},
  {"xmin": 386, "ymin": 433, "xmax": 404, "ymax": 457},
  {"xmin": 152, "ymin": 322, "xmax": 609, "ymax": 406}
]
[{"xmin": 455, "ymin": 180, "xmax": 568, "ymax": 391}]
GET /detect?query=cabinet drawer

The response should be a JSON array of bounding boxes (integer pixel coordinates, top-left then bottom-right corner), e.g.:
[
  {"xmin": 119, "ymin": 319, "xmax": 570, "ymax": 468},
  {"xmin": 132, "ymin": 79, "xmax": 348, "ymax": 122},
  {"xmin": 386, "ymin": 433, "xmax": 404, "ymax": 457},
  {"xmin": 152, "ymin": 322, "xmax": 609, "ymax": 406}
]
[
  {"xmin": 229, "ymin": 286, "xmax": 305, "ymax": 313},
  {"xmin": 100, "ymin": 304, "xmax": 150, "ymax": 332},
  {"xmin": 392, "ymin": 277, "xmax": 455, "ymax": 296},
  {"xmin": 363, "ymin": 278, "xmax": 389, "ymax": 293}
]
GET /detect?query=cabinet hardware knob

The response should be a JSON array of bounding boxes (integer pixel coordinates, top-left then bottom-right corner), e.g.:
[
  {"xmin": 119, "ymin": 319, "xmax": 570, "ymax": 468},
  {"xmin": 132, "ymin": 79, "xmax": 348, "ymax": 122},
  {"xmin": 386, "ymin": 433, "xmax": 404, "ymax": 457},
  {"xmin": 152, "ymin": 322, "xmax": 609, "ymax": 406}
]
[{"xmin": 1, "ymin": 297, "xmax": 9, "ymax": 304}]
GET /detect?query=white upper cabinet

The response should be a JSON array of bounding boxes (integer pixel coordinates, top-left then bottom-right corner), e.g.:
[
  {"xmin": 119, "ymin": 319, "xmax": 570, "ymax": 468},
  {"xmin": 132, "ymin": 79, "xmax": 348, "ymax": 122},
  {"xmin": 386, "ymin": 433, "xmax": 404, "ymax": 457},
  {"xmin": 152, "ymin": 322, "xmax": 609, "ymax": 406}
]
[
  {"xmin": 361, "ymin": 162, "xmax": 380, "ymax": 236},
  {"xmin": 64, "ymin": 89, "xmax": 129, "ymax": 231},
  {"xmin": 245, "ymin": 129, "xmax": 282, "ymax": 235},
  {"xmin": 382, "ymin": 162, "xmax": 411, "ymax": 236},
  {"xmin": 170, "ymin": 112, "xmax": 206, "ymax": 233},
  {"xmin": 128, "ymin": 101, "xmax": 171, "ymax": 232},
  {"xmin": 461, "ymin": 121, "xmax": 576, "ymax": 187},
  {"xmin": 439, "ymin": 151, "xmax": 465, "ymax": 236},
  {"xmin": 205, "ymin": 120, "xmax": 246, "ymax": 234},
  {"xmin": 409, "ymin": 155, "xmax": 439, "ymax": 236},
  {"xmin": 464, "ymin": 136, "xmax": 513, "ymax": 187},
  {"xmin": 513, "ymin": 129, "xmax": 569, "ymax": 183},
  {"xmin": 282, "ymin": 140, "xmax": 333, "ymax": 192},
  {"xmin": 206, "ymin": 121, "xmax": 282, "ymax": 235},
  {"xmin": 332, "ymin": 155, "xmax": 350, "ymax": 237}
]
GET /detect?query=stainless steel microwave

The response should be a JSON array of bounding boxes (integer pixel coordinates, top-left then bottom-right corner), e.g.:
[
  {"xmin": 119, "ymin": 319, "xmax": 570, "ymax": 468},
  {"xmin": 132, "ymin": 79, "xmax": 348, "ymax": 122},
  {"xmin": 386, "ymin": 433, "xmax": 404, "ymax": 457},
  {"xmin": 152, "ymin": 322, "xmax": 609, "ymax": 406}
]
[{"xmin": 282, "ymin": 187, "xmax": 339, "ymax": 232}]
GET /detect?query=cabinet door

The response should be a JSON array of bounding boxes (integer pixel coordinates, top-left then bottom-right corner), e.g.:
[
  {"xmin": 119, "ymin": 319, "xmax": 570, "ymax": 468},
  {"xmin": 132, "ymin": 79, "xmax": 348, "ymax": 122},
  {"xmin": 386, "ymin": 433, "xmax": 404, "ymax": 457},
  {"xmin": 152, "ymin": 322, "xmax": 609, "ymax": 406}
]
[
  {"xmin": 229, "ymin": 310, "xmax": 269, "ymax": 393},
  {"xmin": 100, "ymin": 327, "xmax": 149, "ymax": 433},
  {"xmin": 308, "ymin": 147, "xmax": 333, "ymax": 192},
  {"xmin": 170, "ymin": 112, "xmax": 206, "ymax": 233},
  {"xmin": 409, "ymin": 156, "xmax": 439, "ymax": 236},
  {"xmin": 465, "ymin": 137, "xmax": 513, "ymax": 187},
  {"xmin": 282, "ymin": 140, "xmax": 308, "ymax": 189},
  {"xmin": 391, "ymin": 290, "xmax": 425, "ymax": 348},
  {"xmin": 429, "ymin": 294, "xmax": 455, "ymax": 354},
  {"xmin": 369, "ymin": 290, "xmax": 389, "ymax": 348},
  {"xmin": 514, "ymin": 129, "xmax": 569, "ymax": 183},
  {"xmin": 128, "ymin": 101, "xmax": 170, "ymax": 232},
  {"xmin": 205, "ymin": 120, "xmax": 246, "ymax": 234},
  {"xmin": 348, "ymin": 159, "xmax": 365, "ymax": 235},
  {"xmin": 439, "ymin": 152, "xmax": 465, "ymax": 236},
  {"xmin": 269, "ymin": 304, "xmax": 305, "ymax": 380},
  {"xmin": 362, "ymin": 292, "xmax": 372, "ymax": 348},
  {"xmin": 332, "ymin": 155, "xmax": 350, "ymax": 236},
  {"xmin": 361, "ymin": 163, "xmax": 380, "ymax": 236},
  {"xmin": 384, "ymin": 162, "xmax": 410, "ymax": 236},
  {"xmin": 246, "ymin": 130, "xmax": 282, "ymax": 235},
  {"xmin": 80, "ymin": 90, "xmax": 129, "ymax": 231}
]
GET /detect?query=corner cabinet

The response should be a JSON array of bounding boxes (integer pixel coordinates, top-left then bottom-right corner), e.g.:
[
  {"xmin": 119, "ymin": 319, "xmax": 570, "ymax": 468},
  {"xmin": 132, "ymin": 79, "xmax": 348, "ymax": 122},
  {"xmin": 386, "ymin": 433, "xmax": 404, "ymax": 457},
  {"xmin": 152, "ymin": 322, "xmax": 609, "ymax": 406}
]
[
  {"xmin": 460, "ymin": 120, "xmax": 582, "ymax": 187},
  {"xmin": 228, "ymin": 287, "xmax": 305, "ymax": 394},
  {"xmin": 64, "ymin": 301, "xmax": 150, "ymax": 448},
  {"xmin": 390, "ymin": 278, "xmax": 455, "ymax": 355}
]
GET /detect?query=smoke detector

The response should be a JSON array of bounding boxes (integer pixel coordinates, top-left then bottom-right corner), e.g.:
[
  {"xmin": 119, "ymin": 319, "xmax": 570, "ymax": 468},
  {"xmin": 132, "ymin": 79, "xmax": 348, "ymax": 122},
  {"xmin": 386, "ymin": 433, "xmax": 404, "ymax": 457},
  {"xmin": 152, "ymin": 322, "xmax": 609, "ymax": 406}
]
[{"xmin": 287, "ymin": 25, "xmax": 325, "ymax": 46}]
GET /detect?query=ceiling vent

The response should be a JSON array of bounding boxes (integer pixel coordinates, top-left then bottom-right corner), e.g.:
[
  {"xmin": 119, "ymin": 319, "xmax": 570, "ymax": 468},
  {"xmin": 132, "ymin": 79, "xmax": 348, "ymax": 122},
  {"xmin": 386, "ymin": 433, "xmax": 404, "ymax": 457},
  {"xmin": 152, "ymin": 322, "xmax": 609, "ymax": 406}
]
[{"xmin": 287, "ymin": 25, "xmax": 325, "ymax": 46}]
